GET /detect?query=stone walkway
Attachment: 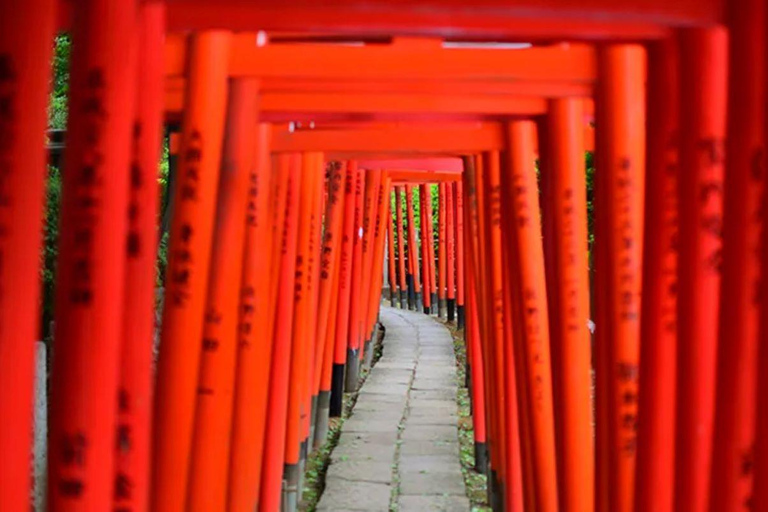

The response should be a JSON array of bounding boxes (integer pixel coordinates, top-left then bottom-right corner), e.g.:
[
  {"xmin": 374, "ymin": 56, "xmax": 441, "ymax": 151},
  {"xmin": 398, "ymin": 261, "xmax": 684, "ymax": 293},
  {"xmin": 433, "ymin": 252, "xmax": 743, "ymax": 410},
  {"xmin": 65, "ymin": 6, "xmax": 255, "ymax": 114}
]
[{"xmin": 317, "ymin": 306, "xmax": 470, "ymax": 512}]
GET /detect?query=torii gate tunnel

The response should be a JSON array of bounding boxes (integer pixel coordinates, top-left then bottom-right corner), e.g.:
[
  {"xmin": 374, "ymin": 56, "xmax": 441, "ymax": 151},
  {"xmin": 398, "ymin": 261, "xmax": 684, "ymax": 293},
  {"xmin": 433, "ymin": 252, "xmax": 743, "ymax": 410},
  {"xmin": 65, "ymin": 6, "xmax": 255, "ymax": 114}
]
[{"xmin": 2, "ymin": 1, "xmax": 768, "ymax": 512}]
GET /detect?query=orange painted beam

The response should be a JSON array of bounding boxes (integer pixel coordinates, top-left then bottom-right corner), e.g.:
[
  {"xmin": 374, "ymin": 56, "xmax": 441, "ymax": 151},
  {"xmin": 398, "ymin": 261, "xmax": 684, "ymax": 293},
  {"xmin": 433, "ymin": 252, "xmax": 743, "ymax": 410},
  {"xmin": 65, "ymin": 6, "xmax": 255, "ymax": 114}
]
[
  {"xmin": 165, "ymin": 36, "xmax": 597, "ymax": 84},
  {"xmin": 271, "ymin": 123, "xmax": 504, "ymax": 154},
  {"xmin": 156, "ymin": 0, "xmax": 720, "ymax": 38}
]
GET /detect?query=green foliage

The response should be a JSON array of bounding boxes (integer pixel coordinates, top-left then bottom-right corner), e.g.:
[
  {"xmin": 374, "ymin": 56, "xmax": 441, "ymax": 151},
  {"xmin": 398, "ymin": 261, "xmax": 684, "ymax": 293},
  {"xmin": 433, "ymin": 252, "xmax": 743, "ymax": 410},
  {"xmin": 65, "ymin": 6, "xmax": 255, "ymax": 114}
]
[
  {"xmin": 42, "ymin": 34, "xmax": 173, "ymax": 330},
  {"xmin": 49, "ymin": 35, "xmax": 70, "ymax": 130},
  {"xmin": 586, "ymin": 151, "xmax": 596, "ymax": 268},
  {"xmin": 41, "ymin": 166, "xmax": 62, "ymax": 336}
]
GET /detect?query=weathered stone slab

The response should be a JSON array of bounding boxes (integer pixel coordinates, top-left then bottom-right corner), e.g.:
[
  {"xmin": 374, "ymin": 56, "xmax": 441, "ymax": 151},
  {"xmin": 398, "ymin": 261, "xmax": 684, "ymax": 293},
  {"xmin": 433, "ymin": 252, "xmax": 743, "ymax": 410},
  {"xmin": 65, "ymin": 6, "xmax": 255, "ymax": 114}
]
[
  {"xmin": 326, "ymin": 458, "xmax": 394, "ymax": 483},
  {"xmin": 402, "ymin": 424, "xmax": 458, "ymax": 443},
  {"xmin": 399, "ymin": 470, "xmax": 466, "ymax": 496},
  {"xmin": 400, "ymin": 439, "xmax": 460, "ymax": 456},
  {"xmin": 399, "ymin": 494, "xmax": 471, "ymax": 511},
  {"xmin": 316, "ymin": 481, "xmax": 392, "ymax": 511}
]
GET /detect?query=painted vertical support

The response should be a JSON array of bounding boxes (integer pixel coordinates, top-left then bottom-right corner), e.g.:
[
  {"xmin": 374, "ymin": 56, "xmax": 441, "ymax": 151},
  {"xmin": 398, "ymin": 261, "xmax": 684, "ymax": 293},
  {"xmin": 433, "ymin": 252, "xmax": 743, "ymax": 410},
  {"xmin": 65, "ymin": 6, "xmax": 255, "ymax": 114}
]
[
  {"xmin": 405, "ymin": 184, "xmax": 422, "ymax": 310},
  {"xmin": 0, "ymin": 0, "xmax": 57, "ymax": 509},
  {"xmin": 594, "ymin": 44, "xmax": 646, "ymax": 512},
  {"xmin": 426, "ymin": 184, "xmax": 438, "ymax": 313},
  {"xmin": 634, "ymin": 38, "xmax": 679, "ymax": 512},
  {"xmin": 386, "ymin": 201, "xmax": 398, "ymax": 306},
  {"xmin": 675, "ymin": 28, "xmax": 728, "ymax": 512},
  {"xmin": 114, "ymin": 4, "xmax": 164, "ymax": 512},
  {"xmin": 710, "ymin": 3, "xmax": 766, "ymax": 511},
  {"xmin": 228, "ymin": 123, "xmax": 273, "ymax": 512},
  {"xmin": 438, "ymin": 182, "xmax": 448, "ymax": 317},
  {"xmin": 331, "ymin": 163, "xmax": 359, "ymax": 416},
  {"xmin": 259, "ymin": 154, "xmax": 302, "ymax": 512},
  {"xmin": 483, "ymin": 151, "xmax": 524, "ymax": 511},
  {"xmin": 312, "ymin": 162, "xmax": 347, "ymax": 447},
  {"xmin": 456, "ymin": 182, "xmax": 466, "ymax": 328},
  {"xmin": 284, "ymin": 153, "xmax": 323, "ymax": 512},
  {"xmin": 465, "ymin": 155, "xmax": 502, "ymax": 495},
  {"xmin": 357, "ymin": 170, "xmax": 382, "ymax": 366},
  {"xmin": 151, "ymin": 32, "xmax": 230, "ymax": 512},
  {"xmin": 461, "ymin": 162, "xmax": 488, "ymax": 473},
  {"xmin": 474, "ymin": 153, "xmax": 503, "ymax": 506},
  {"xmin": 466, "ymin": 258, "xmax": 488, "ymax": 473},
  {"xmin": 420, "ymin": 184, "xmax": 432, "ymax": 314},
  {"xmin": 187, "ymin": 78, "xmax": 258, "ymax": 512},
  {"xmin": 395, "ymin": 185, "xmax": 408, "ymax": 308},
  {"xmin": 365, "ymin": 174, "xmax": 393, "ymax": 368},
  {"xmin": 446, "ymin": 181, "xmax": 456, "ymax": 321},
  {"xmin": 345, "ymin": 168, "xmax": 367, "ymax": 390},
  {"xmin": 544, "ymin": 99, "xmax": 594, "ymax": 512},
  {"xmin": 48, "ymin": 0, "xmax": 138, "ymax": 509},
  {"xmin": 504, "ymin": 120, "xmax": 559, "ymax": 512},
  {"xmin": 319, "ymin": 267, "xmax": 341, "ymax": 428},
  {"xmin": 305, "ymin": 161, "xmax": 325, "ymax": 459}
]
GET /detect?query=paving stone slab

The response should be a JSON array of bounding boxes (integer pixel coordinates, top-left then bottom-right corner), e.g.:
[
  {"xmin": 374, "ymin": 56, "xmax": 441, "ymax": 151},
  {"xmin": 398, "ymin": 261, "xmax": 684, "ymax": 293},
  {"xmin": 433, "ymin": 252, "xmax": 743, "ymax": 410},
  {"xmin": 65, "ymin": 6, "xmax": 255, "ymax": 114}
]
[
  {"xmin": 399, "ymin": 470, "xmax": 466, "ymax": 496},
  {"xmin": 408, "ymin": 398, "xmax": 457, "ymax": 409},
  {"xmin": 343, "ymin": 416, "xmax": 401, "ymax": 433},
  {"xmin": 357, "ymin": 390, "xmax": 410, "ymax": 403},
  {"xmin": 326, "ymin": 458, "xmax": 394, "ymax": 484},
  {"xmin": 400, "ymin": 439, "xmax": 460, "ymax": 456},
  {"xmin": 402, "ymin": 424, "xmax": 458, "ymax": 443},
  {"xmin": 360, "ymin": 383, "xmax": 410, "ymax": 395},
  {"xmin": 316, "ymin": 480, "xmax": 392, "ymax": 511},
  {"xmin": 407, "ymin": 412, "xmax": 459, "ymax": 426},
  {"xmin": 411, "ymin": 388, "xmax": 457, "ymax": 401},
  {"xmin": 399, "ymin": 454, "xmax": 461, "ymax": 473},
  {"xmin": 399, "ymin": 494, "xmax": 471, "ymax": 511}
]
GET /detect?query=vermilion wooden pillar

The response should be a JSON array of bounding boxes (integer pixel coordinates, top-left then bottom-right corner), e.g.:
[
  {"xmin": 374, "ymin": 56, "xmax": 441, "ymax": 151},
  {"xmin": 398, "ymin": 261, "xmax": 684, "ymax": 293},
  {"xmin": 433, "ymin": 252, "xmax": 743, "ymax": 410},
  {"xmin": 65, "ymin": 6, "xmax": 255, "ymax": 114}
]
[
  {"xmin": 152, "ymin": 32, "xmax": 231, "ymax": 512},
  {"xmin": 461, "ymin": 157, "xmax": 489, "ymax": 473},
  {"xmin": 420, "ymin": 184, "xmax": 432, "ymax": 314},
  {"xmin": 303, "ymin": 165, "xmax": 324, "ymax": 457},
  {"xmin": 635, "ymin": 38, "xmax": 679, "ymax": 512},
  {"xmin": 675, "ymin": 28, "xmax": 728, "ymax": 512},
  {"xmin": 312, "ymin": 162, "xmax": 347, "ymax": 447},
  {"xmin": 345, "ymin": 168, "xmax": 368, "ymax": 390},
  {"xmin": 544, "ymin": 98, "xmax": 594, "ymax": 512},
  {"xmin": 0, "ymin": 0, "xmax": 57, "ymax": 510},
  {"xmin": 259, "ymin": 154, "xmax": 302, "ymax": 512},
  {"xmin": 395, "ymin": 186, "xmax": 408, "ymax": 308},
  {"xmin": 330, "ymin": 163, "xmax": 359, "ymax": 416},
  {"xmin": 405, "ymin": 184, "xmax": 422, "ymax": 310},
  {"xmin": 425, "ymin": 184, "xmax": 438, "ymax": 313},
  {"xmin": 187, "ymin": 78, "xmax": 258, "ymax": 512},
  {"xmin": 228, "ymin": 123, "xmax": 273, "ymax": 512},
  {"xmin": 711, "ymin": 2, "xmax": 765, "ymax": 510},
  {"xmin": 48, "ymin": 0, "xmax": 138, "ymax": 510},
  {"xmin": 455, "ymin": 182, "xmax": 466, "ymax": 328},
  {"xmin": 446, "ymin": 180, "xmax": 456, "ymax": 321},
  {"xmin": 363, "ymin": 173, "xmax": 392, "ymax": 368},
  {"xmin": 386, "ymin": 204, "xmax": 398, "ymax": 306},
  {"xmin": 504, "ymin": 120, "xmax": 559, "ymax": 512},
  {"xmin": 438, "ymin": 182, "xmax": 448, "ymax": 317},
  {"xmin": 594, "ymin": 44, "xmax": 646, "ymax": 512},
  {"xmin": 284, "ymin": 153, "xmax": 322, "ymax": 512},
  {"xmin": 357, "ymin": 170, "xmax": 382, "ymax": 370},
  {"xmin": 114, "ymin": 5, "xmax": 164, "ymax": 512}
]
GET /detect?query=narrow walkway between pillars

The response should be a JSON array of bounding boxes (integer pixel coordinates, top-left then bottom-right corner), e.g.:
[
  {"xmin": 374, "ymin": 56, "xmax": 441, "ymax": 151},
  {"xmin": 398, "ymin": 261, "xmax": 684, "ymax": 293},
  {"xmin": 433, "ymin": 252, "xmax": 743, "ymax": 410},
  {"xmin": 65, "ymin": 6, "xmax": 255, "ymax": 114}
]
[{"xmin": 317, "ymin": 306, "xmax": 469, "ymax": 512}]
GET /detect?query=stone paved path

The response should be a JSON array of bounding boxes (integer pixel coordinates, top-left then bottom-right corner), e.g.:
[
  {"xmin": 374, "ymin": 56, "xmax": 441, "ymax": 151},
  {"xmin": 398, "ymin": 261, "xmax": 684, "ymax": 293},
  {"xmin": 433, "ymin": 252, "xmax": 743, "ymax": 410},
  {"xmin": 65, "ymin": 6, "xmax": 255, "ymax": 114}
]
[{"xmin": 317, "ymin": 306, "xmax": 470, "ymax": 512}]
